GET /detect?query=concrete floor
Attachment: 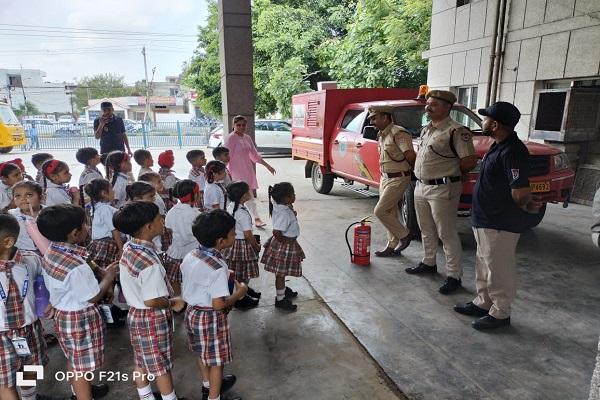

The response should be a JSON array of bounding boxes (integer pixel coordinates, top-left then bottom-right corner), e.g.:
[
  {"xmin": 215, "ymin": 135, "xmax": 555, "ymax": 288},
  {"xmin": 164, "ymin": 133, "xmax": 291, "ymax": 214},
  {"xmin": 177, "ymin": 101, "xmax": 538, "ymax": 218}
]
[{"xmin": 5, "ymin": 149, "xmax": 599, "ymax": 400}]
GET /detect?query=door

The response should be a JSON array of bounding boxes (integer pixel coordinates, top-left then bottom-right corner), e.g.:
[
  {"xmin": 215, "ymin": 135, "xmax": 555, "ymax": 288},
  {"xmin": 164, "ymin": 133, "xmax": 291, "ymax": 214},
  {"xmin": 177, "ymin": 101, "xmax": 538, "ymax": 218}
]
[
  {"xmin": 355, "ymin": 120, "xmax": 381, "ymax": 185},
  {"xmin": 331, "ymin": 109, "xmax": 364, "ymax": 178}
]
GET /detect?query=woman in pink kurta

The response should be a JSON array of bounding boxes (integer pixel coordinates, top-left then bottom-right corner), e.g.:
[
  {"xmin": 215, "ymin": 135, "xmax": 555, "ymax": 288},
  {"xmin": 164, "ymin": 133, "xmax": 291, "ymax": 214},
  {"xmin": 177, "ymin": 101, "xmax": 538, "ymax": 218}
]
[{"xmin": 224, "ymin": 115, "xmax": 276, "ymax": 226}]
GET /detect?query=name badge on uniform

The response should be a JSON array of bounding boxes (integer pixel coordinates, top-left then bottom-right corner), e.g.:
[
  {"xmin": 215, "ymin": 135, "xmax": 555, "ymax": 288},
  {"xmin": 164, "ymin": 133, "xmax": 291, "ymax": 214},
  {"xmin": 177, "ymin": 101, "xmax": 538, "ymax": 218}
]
[
  {"xmin": 12, "ymin": 336, "xmax": 31, "ymax": 356},
  {"xmin": 99, "ymin": 305, "xmax": 114, "ymax": 324}
]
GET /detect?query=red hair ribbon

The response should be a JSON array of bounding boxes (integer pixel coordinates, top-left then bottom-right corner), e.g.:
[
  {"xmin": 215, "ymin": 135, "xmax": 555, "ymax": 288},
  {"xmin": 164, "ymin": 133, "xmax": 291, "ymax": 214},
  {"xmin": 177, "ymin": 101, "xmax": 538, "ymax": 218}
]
[
  {"xmin": 46, "ymin": 159, "xmax": 61, "ymax": 175},
  {"xmin": 179, "ymin": 183, "xmax": 200, "ymax": 203}
]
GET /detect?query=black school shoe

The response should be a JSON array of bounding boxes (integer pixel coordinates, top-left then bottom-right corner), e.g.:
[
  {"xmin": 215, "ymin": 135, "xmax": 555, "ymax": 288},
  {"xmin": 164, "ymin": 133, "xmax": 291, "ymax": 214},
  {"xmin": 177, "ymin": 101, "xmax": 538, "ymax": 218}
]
[
  {"xmin": 235, "ymin": 295, "xmax": 259, "ymax": 310},
  {"xmin": 275, "ymin": 297, "xmax": 297, "ymax": 311},
  {"xmin": 201, "ymin": 374, "xmax": 237, "ymax": 399},
  {"xmin": 405, "ymin": 262, "xmax": 437, "ymax": 274},
  {"xmin": 247, "ymin": 287, "xmax": 261, "ymax": 299},
  {"xmin": 472, "ymin": 314, "xmax": 511, "ymax": 330},
  {"xmin": 71, "ymin": 383, "xmax": 109, "ymax": 399},
  {"xmin": 454, "ymin": 301, "xmax": 489, "ymax": 317},
  {"xmin": 153, "ymin": 394, "xmax": 187, "ymax": 400},
  {"xmin": 284, "ymin": 286, "xmax": 298, "ymax": 299},
  {"xmin": 439, "ymin": 277, "xmax": 462, "ymax": 294}
]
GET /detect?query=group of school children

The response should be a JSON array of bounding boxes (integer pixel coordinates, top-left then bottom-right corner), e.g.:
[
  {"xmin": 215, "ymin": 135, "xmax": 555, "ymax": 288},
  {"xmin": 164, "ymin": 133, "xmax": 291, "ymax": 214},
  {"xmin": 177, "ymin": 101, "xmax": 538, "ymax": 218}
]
[{"xmin": 0, "ymin": 146, "xmax": 305, "ymax": 400}]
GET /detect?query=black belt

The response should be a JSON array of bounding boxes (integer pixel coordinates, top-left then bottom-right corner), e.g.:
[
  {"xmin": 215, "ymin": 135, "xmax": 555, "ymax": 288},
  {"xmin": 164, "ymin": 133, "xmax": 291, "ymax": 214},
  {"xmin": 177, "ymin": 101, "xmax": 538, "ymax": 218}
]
[
  {"xmin": 418, "ymin": 176, "xmax": 461, "ymax": 185},
  {"xmin": 383, "ymin": 171, "xmax": 412, "ymax": 178}
]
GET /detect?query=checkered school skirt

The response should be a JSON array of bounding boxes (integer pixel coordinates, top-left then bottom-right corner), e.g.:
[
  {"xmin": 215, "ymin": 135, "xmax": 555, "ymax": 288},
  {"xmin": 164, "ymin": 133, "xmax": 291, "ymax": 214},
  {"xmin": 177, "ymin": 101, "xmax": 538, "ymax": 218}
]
[
  {"xmin": 162, "ymin": 254, "xmax": 182, "ymax": 284},
  {"xmin": 87, "ymin": 238, "xmax": 120, "ymax": 268},
  {"xmin": 127, "ymin": 308, "xmax": 173, "ymax": 376},
  {"xmin": 222, "ymin": 239, "xmax": 259, "ymax": 282},
  {"xmin": 54, "ymin": 305, "xmax": 105, "ymax": 372},
  {"xmin": 160, "ymin": 228, "xmax": 173, "ymax": 252},
  {"xmin": 261, "ymin": 237, "xmax": 305, "ymax": 277},
  {"xmin": 185, "ymin": 306, "xmax": 231, "ymax": 367},
  {"xmin": 0, "ymin": 320, "xmax": 48, "ymax": 387}
]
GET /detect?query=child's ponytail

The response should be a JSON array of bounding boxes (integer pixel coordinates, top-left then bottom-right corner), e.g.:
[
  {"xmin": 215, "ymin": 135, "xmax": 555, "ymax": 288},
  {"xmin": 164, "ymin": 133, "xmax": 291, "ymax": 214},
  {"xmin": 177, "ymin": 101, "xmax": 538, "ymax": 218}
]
[
  {"xmin": 84, "ymin": 178, "xmax": 111, "ymax": 215},
  {"xmin": 268, "ymin": 185, "xmax": 274, "ymax": 217},
  {"xmin": 41, "ymin": 159, "xmax": 68, "ymax": 191},
  {"xmin": 205, "ymin": 160, "xmax": 226, "ymax": 184},
  {"xmin": 79, "ymin": 185, "xmax": 85, "ymax": 209},
  {"xmin": 225, "ymin": 181, "xmax": 249, "ymax": 217},
  {"xmin": 105, "ymin": 151, "xmax": 127, "ymax": 187},
  {"xmin": 172, "ymin": 179, "xmax": 198, "ymax": 204}
]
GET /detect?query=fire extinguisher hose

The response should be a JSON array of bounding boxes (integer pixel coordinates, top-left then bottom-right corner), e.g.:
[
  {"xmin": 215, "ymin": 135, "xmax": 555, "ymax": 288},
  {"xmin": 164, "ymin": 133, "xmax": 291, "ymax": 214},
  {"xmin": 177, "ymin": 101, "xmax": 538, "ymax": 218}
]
[{"xmin": 345, "ymin": 221, "xmax": 361, "ymax": 259}]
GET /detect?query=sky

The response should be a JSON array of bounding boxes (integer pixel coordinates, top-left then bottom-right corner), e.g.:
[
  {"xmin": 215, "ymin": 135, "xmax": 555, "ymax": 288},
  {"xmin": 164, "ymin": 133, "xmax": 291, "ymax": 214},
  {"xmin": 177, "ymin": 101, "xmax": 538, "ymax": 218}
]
[{"xmin": 0, "ymin": 0, "xmax": 208, "ymax": 84}]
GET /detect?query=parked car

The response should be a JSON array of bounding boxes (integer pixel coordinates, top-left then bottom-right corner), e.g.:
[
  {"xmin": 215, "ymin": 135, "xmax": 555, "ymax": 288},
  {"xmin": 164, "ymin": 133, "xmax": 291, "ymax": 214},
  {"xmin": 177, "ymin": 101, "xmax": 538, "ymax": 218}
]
[
  {"xmin": 208, "ymin": 119, "xmax": 292, "ymax": 154},
  {"xmin": 57, "ymin": 115, "xmax": 74, "ymax": 124},
  {"xmin": 123, "ymin": 119, "xmax": 143, "ymax": 134},
  {"xmin": 53, "ymin": 124, "xmax": 82, "ymax": 137}
]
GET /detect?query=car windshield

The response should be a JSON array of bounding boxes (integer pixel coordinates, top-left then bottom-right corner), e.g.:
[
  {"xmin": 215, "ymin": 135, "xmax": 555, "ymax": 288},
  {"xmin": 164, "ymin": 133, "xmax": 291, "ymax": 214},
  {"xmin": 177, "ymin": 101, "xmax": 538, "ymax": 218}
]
[
  {"xmin": 0, "ymin": 106, "xmax": 19, "ymax": 125},
  {"xmin": 391, "ymin": 105, "xmax": 483, "ymax": 137}
]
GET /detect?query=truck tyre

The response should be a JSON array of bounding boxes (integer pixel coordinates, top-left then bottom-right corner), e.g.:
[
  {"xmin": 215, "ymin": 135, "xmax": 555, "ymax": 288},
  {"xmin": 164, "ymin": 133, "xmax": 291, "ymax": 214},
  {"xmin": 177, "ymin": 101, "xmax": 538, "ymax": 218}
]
[
  {"xmin": 401, "ymin": 180, "xmax": 421, "ymax": 239},
  {"xmin": 0, "ymin": 147, "xmax": 13, "ymax": 154},
  {"xmin": 311, "ymin": 163, "xmax": 334, "ymax": 194},
  {"xmin": 527, "ymin": 203, "xmax": 547, "ymax": 229}
]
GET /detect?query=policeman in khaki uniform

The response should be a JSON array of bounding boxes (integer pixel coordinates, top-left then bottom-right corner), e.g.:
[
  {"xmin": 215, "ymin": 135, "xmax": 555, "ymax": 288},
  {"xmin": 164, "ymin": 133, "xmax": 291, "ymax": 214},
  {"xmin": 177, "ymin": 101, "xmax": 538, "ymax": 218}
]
[
  {"xmin": 405, "ymin": 90, "xmax": 478, "ymax": 294},
  {"xmin": 368, "ymin": 106, "xmax": 416, "ymax": 257}
]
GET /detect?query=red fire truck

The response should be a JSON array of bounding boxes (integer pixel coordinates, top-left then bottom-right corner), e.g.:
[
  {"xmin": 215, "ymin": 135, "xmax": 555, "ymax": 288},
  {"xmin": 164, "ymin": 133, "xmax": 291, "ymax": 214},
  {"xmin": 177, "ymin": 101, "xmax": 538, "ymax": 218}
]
[{"xmin": 291, "ymin": 88, "xmax": 575, "ymax": 235}]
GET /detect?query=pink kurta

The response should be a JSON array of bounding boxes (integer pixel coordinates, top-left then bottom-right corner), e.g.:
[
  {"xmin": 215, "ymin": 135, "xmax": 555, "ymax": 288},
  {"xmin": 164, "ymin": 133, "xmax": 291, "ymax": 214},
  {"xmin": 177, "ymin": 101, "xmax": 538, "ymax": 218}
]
[{"xmin": 224, "ymin": 132, "xmax": 263, "ymax": 190}]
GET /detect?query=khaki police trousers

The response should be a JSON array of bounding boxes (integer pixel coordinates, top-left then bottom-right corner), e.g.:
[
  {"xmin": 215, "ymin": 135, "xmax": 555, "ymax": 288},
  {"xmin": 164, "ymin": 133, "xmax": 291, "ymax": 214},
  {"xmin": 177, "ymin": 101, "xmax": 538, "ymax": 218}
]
[
  {"xmin": 414, "ymin": 181, "xmax": 462, "ymax": 278},
  {"xmin": 472, "ymin": 228, "xmax": 520, "ymax": 319},
  {"xmin": 374, "ymin": 176, "xmax": 411, "ymax": 248}
]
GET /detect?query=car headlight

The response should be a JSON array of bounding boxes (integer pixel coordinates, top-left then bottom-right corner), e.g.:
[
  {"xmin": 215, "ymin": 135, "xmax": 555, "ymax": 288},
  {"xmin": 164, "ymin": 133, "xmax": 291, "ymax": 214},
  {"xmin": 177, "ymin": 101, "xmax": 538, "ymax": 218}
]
[{"xmin": 553, "ymin": 153, "xmax": 570, "ymax": 170}]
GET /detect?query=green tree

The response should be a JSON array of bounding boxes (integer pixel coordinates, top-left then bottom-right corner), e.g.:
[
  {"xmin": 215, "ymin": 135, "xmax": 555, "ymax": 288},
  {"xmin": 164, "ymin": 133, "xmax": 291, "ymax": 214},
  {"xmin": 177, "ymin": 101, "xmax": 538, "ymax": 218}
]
[
  {"xmin": 13, "ymin": 101, "xmax": 40, "ymax": 117},
  {"xmin": 73, "ymin": 73, "xmax": 133, "ymax": 111}
]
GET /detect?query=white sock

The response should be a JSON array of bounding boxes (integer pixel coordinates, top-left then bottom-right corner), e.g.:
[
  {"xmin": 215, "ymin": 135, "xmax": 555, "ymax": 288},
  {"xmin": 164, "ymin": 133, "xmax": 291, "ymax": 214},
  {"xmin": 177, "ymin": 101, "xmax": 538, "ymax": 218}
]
[
  {"xmin": 203, "ymin": 380, "xmax": 210, "ymax": 389},
  {"xmin": 137, "ymin": 384, "xmax": 154, "ymax": 400},
  {"xmin": 246, "ymin": 197, "xmax": 260, "ymax": 220},
  {"xmin": 19, "ymin": 387, "xmax": 36, "ymax": 400},
  {"xmin": 208, "ymin": 396, "xmax": 220, "ymax": 400},
  {"xmin": 161, "ymin": 390, "xmax": 178, "ymax": 400},
  {"xmin": 276, "ymin": 289, "xmax": 285, "ymax": 301}
]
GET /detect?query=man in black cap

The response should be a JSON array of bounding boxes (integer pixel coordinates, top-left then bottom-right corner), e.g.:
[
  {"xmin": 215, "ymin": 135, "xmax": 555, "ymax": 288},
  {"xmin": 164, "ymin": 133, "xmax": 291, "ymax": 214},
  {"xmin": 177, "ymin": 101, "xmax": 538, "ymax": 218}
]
[
  {"xmin": 94, "ymin": 101, "xmax": 132, "ymax": 156},
  {"xmin": 454, "ymin": 101, "xmax": 544, "ymax": 330}
]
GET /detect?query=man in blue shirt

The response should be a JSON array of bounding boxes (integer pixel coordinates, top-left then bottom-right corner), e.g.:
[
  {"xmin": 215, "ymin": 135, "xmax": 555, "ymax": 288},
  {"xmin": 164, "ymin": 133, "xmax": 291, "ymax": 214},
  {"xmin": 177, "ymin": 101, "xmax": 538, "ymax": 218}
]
[
  {"xmin": 454, "ymin": 102, "xmax": 543, "ymax": 330},
  {"xmin": 94, "ymin": 101, "xmax": 132, "ymax": 156}
]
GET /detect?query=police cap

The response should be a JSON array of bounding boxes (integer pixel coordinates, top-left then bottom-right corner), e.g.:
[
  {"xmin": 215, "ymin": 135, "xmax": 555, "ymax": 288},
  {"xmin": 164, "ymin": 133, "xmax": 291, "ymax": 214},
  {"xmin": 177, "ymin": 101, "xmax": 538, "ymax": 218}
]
[
  {"xmin": 425, "ymin": 90, "xmax": 457, "ymax": 105},
  {"xmin": 367, "ymin": 105, "xmax": 395, "ymax": 119},
  {"xmin": 478, "ymin": 101, "xmax": 521, "ymax": 129}
]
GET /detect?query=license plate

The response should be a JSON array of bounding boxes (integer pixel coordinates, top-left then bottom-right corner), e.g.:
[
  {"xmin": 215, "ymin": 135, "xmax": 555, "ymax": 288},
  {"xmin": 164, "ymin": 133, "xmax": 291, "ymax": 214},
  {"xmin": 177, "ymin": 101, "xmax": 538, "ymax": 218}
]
[{"xmin": 530, "ymin": 182, "xmax": 550, "ymax": 193}]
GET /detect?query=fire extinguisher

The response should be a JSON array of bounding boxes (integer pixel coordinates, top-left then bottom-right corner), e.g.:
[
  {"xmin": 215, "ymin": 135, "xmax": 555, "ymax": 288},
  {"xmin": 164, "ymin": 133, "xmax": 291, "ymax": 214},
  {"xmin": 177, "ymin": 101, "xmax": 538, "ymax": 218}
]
[{"xmin": 345, "ymin": 217, "xmax": 371, "ymax": 266}]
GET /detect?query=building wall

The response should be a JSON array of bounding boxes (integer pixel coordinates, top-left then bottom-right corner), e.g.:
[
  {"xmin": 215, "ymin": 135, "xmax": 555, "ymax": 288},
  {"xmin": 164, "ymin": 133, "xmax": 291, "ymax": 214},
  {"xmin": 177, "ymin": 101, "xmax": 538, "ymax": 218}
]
[
  {"xmin": 423, "ymin": 0, "xmax": 600, "ymax": 139},
  {"xmin": 0, "ymin": 69, "xmax": 73, "ymax": 113}
]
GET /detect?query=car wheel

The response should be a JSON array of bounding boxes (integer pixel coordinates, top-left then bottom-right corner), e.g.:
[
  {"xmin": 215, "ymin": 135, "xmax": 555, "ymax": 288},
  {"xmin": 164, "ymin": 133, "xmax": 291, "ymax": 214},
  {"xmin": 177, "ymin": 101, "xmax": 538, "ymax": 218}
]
[
  {"xmin": 0, "ymin": 147, "xmax": 13, "ymax": 154},
  {"xmin": 401, "ymin": 180, "xmax": 421, "ymax": 239},
  {"xmin": 311, "ymin": 162, "xmax": 334, "ymax": 194}
]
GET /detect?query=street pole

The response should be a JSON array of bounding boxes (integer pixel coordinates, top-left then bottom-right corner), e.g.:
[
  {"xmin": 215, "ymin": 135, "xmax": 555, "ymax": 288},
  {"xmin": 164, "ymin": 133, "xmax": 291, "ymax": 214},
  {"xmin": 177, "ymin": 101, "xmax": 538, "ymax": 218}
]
[
  {"xmin": 142, "ymin": 45, "xmax": 151, "ymax": 124},
  {"xmin": 20, "ymin": 65, "xmax": 28, "ymax": 117}
]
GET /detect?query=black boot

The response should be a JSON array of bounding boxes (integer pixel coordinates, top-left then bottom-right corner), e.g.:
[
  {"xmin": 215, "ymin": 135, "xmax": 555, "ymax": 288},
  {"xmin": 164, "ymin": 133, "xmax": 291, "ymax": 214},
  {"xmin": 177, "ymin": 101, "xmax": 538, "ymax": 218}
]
[
  {"xmin": 284, "ymin": 286, "xmax": 298, "ymax": 299},
  {"xmin": 234, "ymin": 295, "xmax": 259, "ymax": 310},
  {"xmin": 453, "ymin": 301, "xmax": 488, "ymax": 317},
  {"xmin": 275, "ymin": 297, "xmax": 297, "ymax": 311},
  {"xmin": 439, "ymin": 277, "xmax": 462, "ymax": 294},
  {"xmin": 472, "ymin": 314, "xmax": 511, "ymax": 330},
  {"xmin": 405, "ymin": 262, "xmax": 437, "ymax": 274},
  {"xmin": 247, "ymin": 287, "xmax": 261, "ymax": 299}
]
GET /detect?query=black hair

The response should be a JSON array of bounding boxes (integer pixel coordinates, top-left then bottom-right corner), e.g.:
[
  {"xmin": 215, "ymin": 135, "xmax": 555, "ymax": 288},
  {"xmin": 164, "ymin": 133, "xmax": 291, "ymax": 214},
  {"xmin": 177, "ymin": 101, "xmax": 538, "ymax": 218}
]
[
  {"xmin": 226, "ymin": 181, "xmax": 250, "ymax": 217},
  {"xmin": 12, "ymin": 180, "xmax": 43, "ymax": 198},
  {"xmin": 75, "ymin": 147, "xmax": 99, "ymax": 165},
  {"xmin": 105, "ymin": 150, "xmax": 128, "ymax": 187},
  {"xmin": 138, "ymin": 172, "xmax": 161, "ymax": 183},
  {"xmin": 84, "ymin": 178, "xmax": 111, "ymax": 212},
  {"xmin": 172, "ymin": 179, "xmax": 197, "ymax": 202},
  {"xmin": 205, "ymin": 160, "xmax": 226, "ymax": 184},
  {"xmin": 268, "ymin": 182, "xmax": 295, "ymax": 216},
  {"xmin": 0, "ymin": 213, "xmax": 20, "ymax": 243},
  {"xmin": 0, "ymin": 163, "xmax": 20, "ymax": 178},
  {"xmin": 125, "ymin": 181, "xmax": 156, "ymax": 201},
  {"xmin": 192, "ymin": 209, "xmax": 235, "ymax": 248},
  {"xmin": 212, "ymin": 146, "xmax": 229, "ymax": 159},
  {"xmin": 133, "ymin": 149, "xmax": 152, "ymax": 166},
  {"xmin": 38, "ymin": 204, "xmax": 86, "ymax": 242},
  {"xmin": 113, "ymin": 201, "xmax": 160, "ymax": 236},
  {"xmin": 31, "ymin": 153, "xmax": 53, "ymax": 167},
  {"xmin": 41, "ymin": 159, "xmax": 68, "ymax": 190},
  {"xmin": 186, "ymin": 149, "xmax": 205, "ymax": 163},
  {"xmin": 100, "ymin": 152, "xmax": 109, "ymax": 166},
  {"xmin": 232, "ymin": 115, "xmax": 247, "ymax": 124}
]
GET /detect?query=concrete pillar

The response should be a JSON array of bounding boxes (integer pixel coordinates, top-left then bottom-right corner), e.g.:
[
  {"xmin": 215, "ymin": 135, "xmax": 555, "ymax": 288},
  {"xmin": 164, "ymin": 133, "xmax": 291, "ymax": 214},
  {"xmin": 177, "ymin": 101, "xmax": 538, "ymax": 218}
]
[{"xmin": 218, "ymin": 0, "xmax": 255, "ymax": 140}]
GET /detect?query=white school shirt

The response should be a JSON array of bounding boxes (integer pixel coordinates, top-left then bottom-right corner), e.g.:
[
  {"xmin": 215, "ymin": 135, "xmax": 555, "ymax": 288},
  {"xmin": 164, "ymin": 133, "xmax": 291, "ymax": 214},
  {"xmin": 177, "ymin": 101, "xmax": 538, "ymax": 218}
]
[
  {"xmin": 112, "ymin": 173, "xmax": 128, "ymax": 208},
  {"xmin": 228, "ymin": 204, "xmax": 253, "ymax": 240},
  {"xmin": 204, "ymin": 182, "xmax": 226, "ymax": 209},
  {"xmin": 154, "ymin": 193, "xmax": 166, "ymax": 216},
  {"xmin": 8, "ymin": 208, "xmax": 38, "ymax": 252},
  {"xmin": 137, "ymin": 167, "xmax": 154, "ymax": 180},
  {"xmin": 180, "ymin": 249, "xmax": 230, "ymax": 308},
  {"xmin": 78, "ymin": 166, "xmax": 103, "ymax": 188},
  {"xmin": 0, "ymin": 181, "xmax": 12, "ymax": 210},
  {"xmin": 44, "ymin": 181, "xmax": 71, "ymax": 206},
  {"xmin": 165, "ymin": 203, "xmax": 201, "ymax": 259},
  {"xmin": 0, "ymin": 251, "xmax": 42, "ymax": 331},
  {"xmin": 188, "ymin": 167, "xmax": 206, "ymax": 191},
  {"xmin": 272, "ymin": 204, "xmax": 300, "ymax": 237},
  {"xmin": 91, "ymin": 202, "xmax": 118, "ymax": 240}
]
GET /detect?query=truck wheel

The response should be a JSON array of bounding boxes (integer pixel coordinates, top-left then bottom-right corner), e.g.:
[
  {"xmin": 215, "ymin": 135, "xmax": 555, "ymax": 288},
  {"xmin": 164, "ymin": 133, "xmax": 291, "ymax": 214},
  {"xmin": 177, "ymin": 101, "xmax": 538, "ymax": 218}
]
[
  {"xmin": 0, "ymin": 147, "xmax": 13, "ymax": 154},
  {"xmin": 527, "ymin": 203, "xmax": 547, "ymax": 229},
  {"xmin": 401, "ymin": 180, "xmax": 421, "ymax": 239},
  {"xmin": 311, "ymin": 163, "xmax": 334, "ymax": 194}
]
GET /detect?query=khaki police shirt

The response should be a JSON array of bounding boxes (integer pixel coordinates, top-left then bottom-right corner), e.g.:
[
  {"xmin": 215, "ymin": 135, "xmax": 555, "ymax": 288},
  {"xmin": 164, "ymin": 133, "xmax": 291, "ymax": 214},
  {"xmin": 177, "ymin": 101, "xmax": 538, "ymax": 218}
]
[
  {"xmin": 378, "ymin": 123, "xmax": 413, "ymax": 173},
  {"xmin": 414, "ymin": 117, "xmax": 475, "ymax": 180}
]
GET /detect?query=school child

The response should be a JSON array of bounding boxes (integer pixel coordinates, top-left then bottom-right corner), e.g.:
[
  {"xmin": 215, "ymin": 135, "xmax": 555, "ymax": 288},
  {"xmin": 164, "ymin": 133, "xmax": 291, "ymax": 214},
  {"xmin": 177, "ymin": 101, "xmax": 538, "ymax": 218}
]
[
  {"xmin": 85, "ymin": 179, "xmax": 124, "ymax": 268},
  {"xmin": 113, "ymin": 202, "xmax": 186, "ymax": 400},
  {"xmin": 0, "ymin": 214, "xmax": 64, "ymax": 400},
  {"xmin": 126, "ymin": 182, "xmax": 168, "ymax": 252},
  {"xmin": 186, "ymin": 150, "xmax": 206, "ymax": 208},
  {"xmin": 164, "ymin": 180, "xmax": 201, "ymax": 296},
  {"xmin": 157, "ymin": 150, "xmax": 179, "ymax": 191},
  {"xmin": 104, "ymin": 151, "xmax": 132, "ymax": 208},
  {"xmin": 212, "ymin": 147, "xmax": 232, "ymax": 187},
  {"xmin": 8, "ymin": 181, "xmax": 45, "ymax": 255},
  {"xmin": 31, "ymin": 153, "xmax": 53, "ymax": 187},
  {"xmin": 261, "ymin": 182, "xmax": 305, "ymax": 311},
  {"xmin": 203, "ymin": 161, "xmax": 228, "ymax": 210},
  {"xmin": 134, "ymin": 149, "xmax": 155, "ymax": 180},
  {"xmin": 139, "ymin": 172, "xmax": 168, "ymax": 216},
  {"xmin": 180, "ymin": 210, "xmax": 246, "ymax": 400},
  {"xmin": 224, "ymin": 181, "xmax": 261, "ymax": 309},
  {"xmin": 76, "ymin": 147, "xmax": 103, "ymax": 188},
  {"xmin": 37, "ymin": 204, "xmax": 116, "ymax": 400},
  {"xmin": 0, "ymin": 161, "xmax": 24, "ymax": 211},
  {"xmin": 40, "ymin": 159, "xmax": 80, "ymax": 207}
]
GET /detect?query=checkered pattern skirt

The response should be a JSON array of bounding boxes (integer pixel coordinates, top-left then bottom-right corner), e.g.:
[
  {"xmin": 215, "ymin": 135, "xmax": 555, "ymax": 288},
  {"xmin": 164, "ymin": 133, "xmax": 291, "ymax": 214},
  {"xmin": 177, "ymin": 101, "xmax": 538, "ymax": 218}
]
[
  {"xmin": 161, "ymin": 254, "xmax": 182, "ymax": 284},
  {"xmin": 87, "ymin": 238, "xmax": 120, "ymax": 268},
  {"xmin": 54, "ymin": 305, "xmax": 105, "ymax": 372},
  {"xmin": 222, "ymin": 239, "xmax": 259, "ymax": 282},
  {"xmin": 261, "ymin": 237, "xmax": 305, "ymax": 277},
  {"xmin": 185, "ymin": 306, "xmax": 231, "ymax": 367},
  {"xmin": 160, "ymin": 228, "xmax": 173, "ymax": 252},
  {"xmin": 0, "ymin": 320, "xmax": 48, "ymax": 387},
  {"xmin": 127, "ymin": 308, "xmax": 173, "ymax": 376}
]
